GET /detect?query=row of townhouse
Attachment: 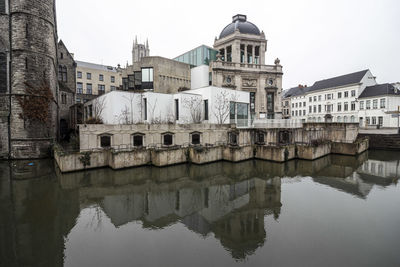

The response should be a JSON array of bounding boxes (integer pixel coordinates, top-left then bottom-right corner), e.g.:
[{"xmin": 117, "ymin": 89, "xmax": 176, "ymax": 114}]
[{"xmin": 282, "ymin": 70, "xmax": 400, "ymax": 128}]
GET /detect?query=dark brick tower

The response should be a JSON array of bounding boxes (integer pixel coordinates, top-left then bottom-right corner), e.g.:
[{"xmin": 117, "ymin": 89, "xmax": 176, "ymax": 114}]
[{"xmin": 0, "ymin": 0, "xmax": 59, "ymax": 159}]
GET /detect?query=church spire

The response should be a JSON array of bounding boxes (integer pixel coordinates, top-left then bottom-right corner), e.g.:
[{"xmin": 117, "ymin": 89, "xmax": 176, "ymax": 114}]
[{"xmin": 146, "ymin": 38, "xmax": 149, "ymax": 49}]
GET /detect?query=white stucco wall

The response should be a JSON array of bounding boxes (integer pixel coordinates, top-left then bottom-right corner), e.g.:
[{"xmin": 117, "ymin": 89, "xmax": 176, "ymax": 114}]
[
  {"xmin": 191, "ymin": 65, "xmax": 209, "ymax": 89},
  {"xmin": 84, "ymin": 87, "xmax": 250, "ymax": 125}
]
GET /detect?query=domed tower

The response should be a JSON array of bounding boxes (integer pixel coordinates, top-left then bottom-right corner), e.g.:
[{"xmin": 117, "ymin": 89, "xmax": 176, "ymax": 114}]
[
  {"xmin": 211, "ymin": 14, "xmax": 283, "ymax": 120},
  {"xmin": 0, "ymin": 0, "xmax": 59, "ymax": 159}
]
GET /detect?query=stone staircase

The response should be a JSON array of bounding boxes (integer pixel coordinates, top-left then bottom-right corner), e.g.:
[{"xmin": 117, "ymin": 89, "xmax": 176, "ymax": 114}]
[{"xmin": 358, "ymin": 134, "xmax": 400, "ymax": 150}]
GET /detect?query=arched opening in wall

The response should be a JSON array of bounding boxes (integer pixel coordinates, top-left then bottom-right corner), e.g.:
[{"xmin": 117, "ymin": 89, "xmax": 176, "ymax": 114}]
[
  {"xmin": 190, "ymin": 132, "xmax": 201, "ymax": 145},
  {"xmin": 162, "ymin": 132, "xmax": 174, "ymax": 147},
  {"xmin": 99, "ymin": 134, "xmax": 112, "ymax": 148}
]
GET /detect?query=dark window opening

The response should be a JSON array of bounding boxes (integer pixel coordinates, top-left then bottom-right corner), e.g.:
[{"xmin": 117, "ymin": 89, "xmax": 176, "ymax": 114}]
[
  {"xmin": 279, "ymin": 131, "xmax": 291, "ymax": 144},
  {"xmin": 144, "ymin": 98, "xmax": 147, "ymax": 121},
  {"xmin": 257, "ymin": 132, "xmax": 265, "ymax": 144},
  {"xmin": 0, "ymin": 1, "xmax": 5, "ymax": 14},
  {"xmin": 122, "ymin": 77, "xmax": 128, "ymax": 90},
  {"xmin": 133, "ymin": 135, "xmax": 144, "ymax": 147},
  {"xmin": 163, "ymin": 134, "xmax": 173, "ymax": 146},
  {"xmin": 191, "ymin": 133, "xmax": 200, "ymax": 145},
  {"xmin": 204, "ymin": 100, "xmax": 209, "ymax": 120},
  {"xmin": 240, "ymin": 44, "xmax": 245, "ymax": 63},
  {"xmin": 25, "ymin": 57, "xmax": 28, "ymax": 69},
  {"xmin": 229, "ymin": 132, "xmax": 238, "ymax": 146},
  {"xmin": 100, "ymin": 136, "xmax": 111, "ymax": 148},
  {"xmin": 175, "ymin": 99, "xmax": 179, "ymax": 120}
]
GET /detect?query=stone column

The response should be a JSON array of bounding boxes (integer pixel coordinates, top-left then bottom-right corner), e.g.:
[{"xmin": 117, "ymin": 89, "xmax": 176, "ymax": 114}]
[
  {"xmin": 224, "ymin": 48, "xmax": 227, "ymax": 62},
  {"xmin": 252, "ymin": 45, "xmax": 255, "ymax": 64},
  {"xmin": 244, "ymin": 44, "xmax": 247, "ymax": 64}
]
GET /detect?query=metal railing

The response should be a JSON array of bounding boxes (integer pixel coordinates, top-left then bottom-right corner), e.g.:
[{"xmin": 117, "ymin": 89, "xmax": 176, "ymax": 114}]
[{"xmin": 253, "ymin": 119, "xmax": 303, "ymax": 129}]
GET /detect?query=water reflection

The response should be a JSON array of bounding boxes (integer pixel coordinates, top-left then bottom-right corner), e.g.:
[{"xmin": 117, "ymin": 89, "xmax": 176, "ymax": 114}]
[{"xmin": 0, "ymin": 151, "xmax": 399, "ymax": 266}]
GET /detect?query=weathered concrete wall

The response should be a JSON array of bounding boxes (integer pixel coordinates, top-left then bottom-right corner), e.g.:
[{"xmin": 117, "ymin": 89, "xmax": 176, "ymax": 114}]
[
  {"xmin": 189, "ymin": 146, "xmax": 223, "ymax": 164},
  {"xmin": 54, "ymin": 149, "xmax": 109, "ymax": 173},
  {"xmin": 109, "ymin": 149, "xmax": 151, "ymax": 169},
  {"xmin": 222, "ymin": 145, "xmax": 253, "ymax": 162},
  {"xmin": 255, "ymin": 145, "xmax": 296, "ymax": 162},
  {"xmin": 297, "ymin": 142, "xmax": 331, "ymax": 160},
  {"xmin": 331, "ymin": 138, "xmax": 369, "ymax": 156},
  {"xmin": 150, "ymin": 148, "xmax": 188, "ymax": 167},
  {"xmin": 79, "ymin": 124, "xmax": 233, "ymax": 151}
]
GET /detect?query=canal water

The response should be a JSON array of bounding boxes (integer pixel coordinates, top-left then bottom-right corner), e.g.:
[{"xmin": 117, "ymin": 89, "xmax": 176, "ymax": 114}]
[{"xmin": 1, "ymin": 150, "xmax": 400, "ymax": 267}]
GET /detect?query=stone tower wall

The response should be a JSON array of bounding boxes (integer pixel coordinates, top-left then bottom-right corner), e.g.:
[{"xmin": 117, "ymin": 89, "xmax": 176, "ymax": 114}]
[{"xmin": 0, "ymin": 0, "xmax": 59, "ymax": 159}]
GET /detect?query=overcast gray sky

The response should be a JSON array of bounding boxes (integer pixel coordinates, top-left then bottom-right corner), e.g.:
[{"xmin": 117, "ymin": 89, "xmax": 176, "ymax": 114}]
[{"xmin": 56, "ymin": 0, "xmax": 399, "ymax": 89}]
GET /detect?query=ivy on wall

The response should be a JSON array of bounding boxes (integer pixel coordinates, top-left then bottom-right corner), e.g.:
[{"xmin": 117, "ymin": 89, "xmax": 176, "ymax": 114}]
[{"xmin": 17, "ymin": 81, "xmax": 54, "ymax": 124}]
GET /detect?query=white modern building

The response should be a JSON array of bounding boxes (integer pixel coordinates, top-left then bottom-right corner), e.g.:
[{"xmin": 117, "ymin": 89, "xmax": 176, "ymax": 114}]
[{"xmin": 83, "ymin": 87, "xmax": 250, "ymax": 126}]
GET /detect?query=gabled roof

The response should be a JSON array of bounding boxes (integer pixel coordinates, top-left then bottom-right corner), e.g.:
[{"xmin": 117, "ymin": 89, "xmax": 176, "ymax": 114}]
[
  {"xmin": 283, "ymin": 86, "xmax": 310, "ymax": 98},
  {"xmin": 359, "ymin": 83, "xmax": 400, "ymax": 99},
  {"xmin": 308, "ymin": 69, "xmax": 369, "ymax": 92}
]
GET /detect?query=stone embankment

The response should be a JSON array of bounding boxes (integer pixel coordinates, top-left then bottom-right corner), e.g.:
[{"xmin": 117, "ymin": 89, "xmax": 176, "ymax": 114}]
[
  {"xmin": 54, "ymin": 138, "xmax": 369, "ymax": 173},
  {"xmin": 358, "ymin": 134, "xmax": 400, "ymax": 150}
]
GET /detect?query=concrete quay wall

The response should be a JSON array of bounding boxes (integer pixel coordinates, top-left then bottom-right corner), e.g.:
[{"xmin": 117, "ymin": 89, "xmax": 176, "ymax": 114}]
[{"xmin": 54, "ymin": 138, "xmax": 369, "ymax": 173}]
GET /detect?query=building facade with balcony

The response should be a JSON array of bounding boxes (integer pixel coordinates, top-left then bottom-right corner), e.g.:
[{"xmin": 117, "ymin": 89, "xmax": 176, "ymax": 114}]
[
  {"xmin": 76, "ymin": 61, "xmax": 122, "ymax": 103},
  {"xmin": 210, "ymin": 14, "xmax": 283, "ymax": 120}
]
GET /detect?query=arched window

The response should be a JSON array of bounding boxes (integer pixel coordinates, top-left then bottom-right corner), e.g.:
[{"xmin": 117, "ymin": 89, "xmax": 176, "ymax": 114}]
[
  {"xmin": 344, "ymin": 116, "xmax": 348, "ymax": 123},
  {"xmin": 337, "ymin": 116, "xmax": 341, "ymax": 122},
  {"xmin": 162, "ymin": 132, "xmax": 174, "ymax": 146},
  {"xmin": 350, "ymin": 116, "xmax": 355, "ymax": 122},
  {"xmin": 190, "ymin": 132, "xmax": 201, "ymax": 145},
  {"xmin": 228, "ymin": 131, "xmax": 238, "ymax": 146}
]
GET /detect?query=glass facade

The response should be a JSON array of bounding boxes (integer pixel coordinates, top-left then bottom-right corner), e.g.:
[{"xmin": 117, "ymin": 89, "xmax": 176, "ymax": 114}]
[{"xmin": 174, "ymin": 45, "xmax": 218, "ymax": 67}]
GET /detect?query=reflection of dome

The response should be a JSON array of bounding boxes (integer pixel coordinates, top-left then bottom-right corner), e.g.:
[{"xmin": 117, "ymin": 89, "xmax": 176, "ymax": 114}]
[{"xmin": 219, "ymin": 14, "xmax": 261, "ymax": 39}]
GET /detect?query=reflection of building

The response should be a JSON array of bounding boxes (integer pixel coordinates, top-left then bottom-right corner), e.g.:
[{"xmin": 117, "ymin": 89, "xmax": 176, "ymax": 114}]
[
  {"xmin": 0, "ymin": 161, "xmax": 80, "ymax": 267},
  {"xmin": 66, "ymin": 166, "xmax": 282, "ymax": 260}
]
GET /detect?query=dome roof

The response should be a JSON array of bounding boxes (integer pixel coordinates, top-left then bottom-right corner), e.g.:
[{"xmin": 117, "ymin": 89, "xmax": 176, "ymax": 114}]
[{"xmin": 219, "ymin": 14, "xmax": 261, "ymax": 39}]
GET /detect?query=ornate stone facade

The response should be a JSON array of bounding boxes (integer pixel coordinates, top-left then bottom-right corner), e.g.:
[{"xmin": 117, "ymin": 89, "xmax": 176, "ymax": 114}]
[
  {"xmin": 210, "ymin": 14, "xmax": 283, "ymax": 119},
  {"xmin": 0, "ymin": 0, "xmax": 59, "ymax": 159}
]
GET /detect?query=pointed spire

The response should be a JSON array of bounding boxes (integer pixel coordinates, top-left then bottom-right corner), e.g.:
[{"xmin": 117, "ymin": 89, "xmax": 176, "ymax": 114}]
[
  {"xmin": 146, "ymin": 38, "xmax": 149, "ymax": 48},
  {"xmin": 135, "ymin": 35, "xmax": 138, "ymax": 45}
]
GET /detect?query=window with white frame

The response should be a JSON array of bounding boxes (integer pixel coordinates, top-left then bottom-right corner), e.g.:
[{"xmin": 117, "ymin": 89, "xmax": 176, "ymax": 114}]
[
  {"xmin": 344, "ymin": 91, "xmax": 349, "ymax": 98},
  {"xmin": 344, "ymin": 102, "xmax": 348, "ymax": 111},
  {"xmin": 380, "ymin": 98, "xmax": 386, "ymax": 108},
  {"xmin": 351, "ymin": 90, "xmax": 356, "ymax": 97},
  {"xmin": 360, "ymin": 101, "xmax": 364, "ymax": 110},
  {"xmin": 372, "ymin": 117, "xmax": 377, "ymax": 125},
  {"xmin": 373, "ymin": 99, "xmax": 378, "ymax": 109},
  {"xmin": 337, "ymin": 102, "xmax": 342, "ymax": 111},
  {"xmin": 338, "ymin": 92, "xmax": 342, "ymax": 99},
  {"xmin": 366, "ymin": 100, "xmax": 371, "ymax": 109},
  {"xmin": 351, "ymin": 101, "xmax": 356, "ymax": 111}
]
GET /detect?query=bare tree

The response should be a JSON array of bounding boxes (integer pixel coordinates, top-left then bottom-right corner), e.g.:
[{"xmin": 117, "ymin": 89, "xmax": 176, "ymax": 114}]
[
  {"xmin": 182, "ymin": 95, "xmax": 203, "ymax": 123},
  {"xmin": 86, "ymin": 97, "xmax": 106, "ymax": 124},
  {"xmin": 122, "ymin": 94, "xmax": 136, "ymax": 124},
  {"xmin": 212, "ymin": 90, "xmax": 238, "ymax": 125},
  {"xmin": 117, "ymin": 105, "xmax": 131, "ymax": 124}
]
